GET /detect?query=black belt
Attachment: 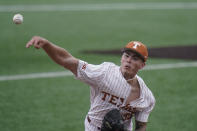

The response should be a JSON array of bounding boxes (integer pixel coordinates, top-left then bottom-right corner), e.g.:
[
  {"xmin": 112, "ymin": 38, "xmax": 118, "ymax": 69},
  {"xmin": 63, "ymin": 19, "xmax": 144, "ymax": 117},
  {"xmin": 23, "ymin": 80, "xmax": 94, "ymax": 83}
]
[{"xmin": 87, "ymin": 116, "xmax": 101, "ymax": 130}]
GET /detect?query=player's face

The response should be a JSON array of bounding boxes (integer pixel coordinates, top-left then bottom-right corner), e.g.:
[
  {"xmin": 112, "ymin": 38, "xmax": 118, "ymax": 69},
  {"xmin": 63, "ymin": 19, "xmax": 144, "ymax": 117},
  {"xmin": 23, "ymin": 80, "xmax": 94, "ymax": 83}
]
[{"xmin": 120, "ymin": 51, "xmax": 145, "ymax": 79}]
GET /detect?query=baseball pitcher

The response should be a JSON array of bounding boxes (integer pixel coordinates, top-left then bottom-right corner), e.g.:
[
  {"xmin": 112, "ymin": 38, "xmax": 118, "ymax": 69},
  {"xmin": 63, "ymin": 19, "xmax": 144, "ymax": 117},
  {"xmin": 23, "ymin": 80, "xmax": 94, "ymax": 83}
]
[{"xmin": 26, "ymin": 36, "xmax": 155, "ymax": 131}]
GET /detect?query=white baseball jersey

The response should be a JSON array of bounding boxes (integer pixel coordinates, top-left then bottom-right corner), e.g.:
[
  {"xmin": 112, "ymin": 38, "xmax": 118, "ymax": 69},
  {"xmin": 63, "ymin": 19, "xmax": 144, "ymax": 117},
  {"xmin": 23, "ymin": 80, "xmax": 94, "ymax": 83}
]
[{"xmin": 75, "ymin": 60, "xmax": 155, "ymax": 131}]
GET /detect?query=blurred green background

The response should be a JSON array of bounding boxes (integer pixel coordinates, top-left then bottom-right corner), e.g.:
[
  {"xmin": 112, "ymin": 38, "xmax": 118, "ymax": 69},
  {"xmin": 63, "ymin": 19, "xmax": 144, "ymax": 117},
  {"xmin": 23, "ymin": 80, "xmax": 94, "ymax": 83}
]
[{"xmin": 0, "ymin": 0, "xmax": 197, "ymax": 131}]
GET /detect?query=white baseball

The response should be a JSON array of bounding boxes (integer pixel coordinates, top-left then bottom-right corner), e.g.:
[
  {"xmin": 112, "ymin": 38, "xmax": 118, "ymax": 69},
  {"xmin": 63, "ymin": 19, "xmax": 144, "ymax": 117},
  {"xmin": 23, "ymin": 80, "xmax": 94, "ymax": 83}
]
[{"xmin": 13, "ymin": 14, "xmax": 23, "ymax": 24}]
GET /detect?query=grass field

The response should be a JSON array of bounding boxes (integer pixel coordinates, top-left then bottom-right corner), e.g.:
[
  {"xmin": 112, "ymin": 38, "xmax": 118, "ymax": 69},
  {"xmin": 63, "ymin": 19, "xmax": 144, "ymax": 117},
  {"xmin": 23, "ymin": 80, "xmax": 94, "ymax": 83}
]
[{"xmin": 0, "ymin": 0, "xmax": 197, "ymax": 131}]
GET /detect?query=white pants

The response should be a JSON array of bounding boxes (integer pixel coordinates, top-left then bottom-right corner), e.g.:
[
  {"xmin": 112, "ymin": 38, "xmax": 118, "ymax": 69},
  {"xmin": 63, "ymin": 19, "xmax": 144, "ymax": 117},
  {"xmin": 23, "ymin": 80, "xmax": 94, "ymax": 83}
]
[{"xmin": 84, "ymin": 116, "xmax": 100, "ymax": 131}]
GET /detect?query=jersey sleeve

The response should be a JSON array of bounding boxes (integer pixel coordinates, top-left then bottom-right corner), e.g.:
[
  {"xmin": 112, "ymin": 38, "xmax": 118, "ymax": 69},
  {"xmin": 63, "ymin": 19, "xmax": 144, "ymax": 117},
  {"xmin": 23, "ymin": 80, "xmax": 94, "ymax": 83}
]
[
  {"xmin": 134, "ymin": 76, "xmax": 156, "ymax": 122},
  {"xmin": 135, "ymin": 100, "xmax": 155, "ymax": 122},
  {"xmin": 75, "ymin": 60, "xmax": 110, "ymax": 87}
]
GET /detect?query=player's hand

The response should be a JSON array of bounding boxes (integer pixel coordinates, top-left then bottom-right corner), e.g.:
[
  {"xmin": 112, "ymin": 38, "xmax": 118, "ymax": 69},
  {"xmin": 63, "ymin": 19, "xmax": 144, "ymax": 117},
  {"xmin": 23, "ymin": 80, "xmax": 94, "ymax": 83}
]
[{"xmin": 26, "ymin": 36, "xmax": 49, "ymax": 49}]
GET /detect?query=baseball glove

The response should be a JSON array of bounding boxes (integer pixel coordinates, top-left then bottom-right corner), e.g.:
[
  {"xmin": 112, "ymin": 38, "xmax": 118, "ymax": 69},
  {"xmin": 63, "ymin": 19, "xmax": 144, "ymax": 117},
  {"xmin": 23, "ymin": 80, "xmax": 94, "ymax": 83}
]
[{"xmin": 101, "ymin": 109, "xmax": 125, "ymax": 131}]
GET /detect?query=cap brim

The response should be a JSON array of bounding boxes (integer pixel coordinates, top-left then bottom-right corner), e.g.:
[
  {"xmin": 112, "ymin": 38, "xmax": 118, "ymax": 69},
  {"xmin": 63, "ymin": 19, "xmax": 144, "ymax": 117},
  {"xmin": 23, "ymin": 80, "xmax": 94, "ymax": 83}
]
[{"xmin": 122, "ymin": 48, "xmax": 145, "ymax": 62}]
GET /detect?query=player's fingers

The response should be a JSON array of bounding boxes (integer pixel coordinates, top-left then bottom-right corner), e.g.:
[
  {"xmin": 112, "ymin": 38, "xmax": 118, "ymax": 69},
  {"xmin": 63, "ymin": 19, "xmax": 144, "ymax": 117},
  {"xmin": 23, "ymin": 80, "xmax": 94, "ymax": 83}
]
[
  {"xmin": 34, "ymin": 46, "xmax": 40, "ymax": 49},
  {"xmin": 34, "ymin": 39, "xmax": 41, "ymax": 49},
  {"xmin": 26, "ymin": 36, "xmax": 41, "ymax": 48},
  {"xmin": 26, "ymin": 36, "xmax": 40, "ymax": 48},
  {"xmin": 26, "ymin": 38, "xmax": 35, "ymax": 48},
  {"xmin": 26, "ymin": 36, "xmax": 46, "ymax": 49}
]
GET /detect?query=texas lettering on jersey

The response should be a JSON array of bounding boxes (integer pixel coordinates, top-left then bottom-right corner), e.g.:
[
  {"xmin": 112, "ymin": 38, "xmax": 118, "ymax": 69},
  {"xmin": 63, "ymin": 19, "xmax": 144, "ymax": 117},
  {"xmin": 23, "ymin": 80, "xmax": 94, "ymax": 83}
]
[{"xmin": 101, "ymin": 91, "xmax": 137, "ymax": 120}]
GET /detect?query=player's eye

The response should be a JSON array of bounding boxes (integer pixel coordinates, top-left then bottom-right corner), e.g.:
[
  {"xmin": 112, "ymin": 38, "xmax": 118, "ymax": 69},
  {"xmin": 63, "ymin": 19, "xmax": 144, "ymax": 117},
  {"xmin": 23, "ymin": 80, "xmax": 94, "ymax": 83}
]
[
  {"xmin": 132, "ymin": 56, "xmax": 140, "ymax": 61},
  {"xmin": 124, "ymin": 53, "xmax": 130, "ymax": 58}
]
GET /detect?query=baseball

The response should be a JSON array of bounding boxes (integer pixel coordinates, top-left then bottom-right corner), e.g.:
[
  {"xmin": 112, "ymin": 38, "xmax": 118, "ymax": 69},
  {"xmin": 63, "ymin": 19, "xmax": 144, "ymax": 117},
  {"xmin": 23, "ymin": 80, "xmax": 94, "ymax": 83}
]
[{"xmin": 13, "ymin": 14, "xmax": 23, "ymax": 24}]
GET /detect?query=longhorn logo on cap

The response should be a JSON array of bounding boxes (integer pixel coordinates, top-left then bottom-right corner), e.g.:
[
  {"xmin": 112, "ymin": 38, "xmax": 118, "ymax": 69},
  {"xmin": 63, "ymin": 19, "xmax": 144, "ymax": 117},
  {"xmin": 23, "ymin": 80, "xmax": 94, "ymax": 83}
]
[{"xmin": 133, "ymin": 42, "xmax": 141, "ymax": 49}]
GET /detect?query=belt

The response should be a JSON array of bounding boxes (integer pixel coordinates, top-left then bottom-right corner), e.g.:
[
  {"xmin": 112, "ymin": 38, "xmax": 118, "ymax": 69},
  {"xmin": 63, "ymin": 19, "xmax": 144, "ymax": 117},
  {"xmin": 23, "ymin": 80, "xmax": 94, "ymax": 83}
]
[{"xmin": 87, "ymin": 116, "xmax": 101, "ymax": 130}]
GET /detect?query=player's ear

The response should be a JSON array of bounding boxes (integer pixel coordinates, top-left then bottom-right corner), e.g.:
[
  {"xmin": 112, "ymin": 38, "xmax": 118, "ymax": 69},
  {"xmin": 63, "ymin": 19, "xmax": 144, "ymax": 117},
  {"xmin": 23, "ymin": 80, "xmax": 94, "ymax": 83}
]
[{"xmin": 139, "ymin": 62, "xmax": 145, "ymax": 70}]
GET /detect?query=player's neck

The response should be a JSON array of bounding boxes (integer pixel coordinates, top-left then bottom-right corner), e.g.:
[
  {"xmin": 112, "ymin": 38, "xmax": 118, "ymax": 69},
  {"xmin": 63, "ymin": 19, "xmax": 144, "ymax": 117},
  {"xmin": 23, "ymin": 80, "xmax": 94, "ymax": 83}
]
[
  {"xmin": 120, "ymin": 67, "xmax": 136, "ymax": 81},
  {"xmin": 122, "ymin": 72, "xmax": 136, "ymax": 81},
  {"xmin": 126, "ymin": 76, "xmax": 136, "ymax": 82}
]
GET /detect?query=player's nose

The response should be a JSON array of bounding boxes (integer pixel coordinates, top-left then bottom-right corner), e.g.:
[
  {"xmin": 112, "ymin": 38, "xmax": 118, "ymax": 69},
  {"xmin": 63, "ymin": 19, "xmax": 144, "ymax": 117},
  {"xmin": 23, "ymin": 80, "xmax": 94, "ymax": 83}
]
[{"xmin": 126, "ymin": 56, "xmax": 132, "ymax": 63}]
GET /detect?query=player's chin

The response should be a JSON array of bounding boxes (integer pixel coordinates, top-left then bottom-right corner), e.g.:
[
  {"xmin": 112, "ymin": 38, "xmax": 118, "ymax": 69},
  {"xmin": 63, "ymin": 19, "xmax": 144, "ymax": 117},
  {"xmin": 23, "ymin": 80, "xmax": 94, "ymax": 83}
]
[
  {"xmin": 122, "ymin": 69, "xmax": 132, "ymax": 75},
  {"xmin": 126, "ymin": 69, "xmax": 137, "ymax": 75},
  {"xmin": 121, "ymin": 67, "xmax": 133, "ymax": 75}
]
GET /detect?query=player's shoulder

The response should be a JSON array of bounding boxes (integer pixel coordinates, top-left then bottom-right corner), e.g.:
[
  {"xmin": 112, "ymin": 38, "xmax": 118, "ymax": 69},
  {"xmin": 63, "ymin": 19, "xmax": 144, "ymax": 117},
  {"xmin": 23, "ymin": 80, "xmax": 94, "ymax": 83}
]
[
  {"xmin": 136, "ymin": 75, "xmax": 156, "ymax": 103},
  {"xmin": 136, "ymin": 75, "xmax": 149, "ymax": 89},
  {"xmin": 136, "ymin": 75, "xmax": 146, "ymax": 86}
]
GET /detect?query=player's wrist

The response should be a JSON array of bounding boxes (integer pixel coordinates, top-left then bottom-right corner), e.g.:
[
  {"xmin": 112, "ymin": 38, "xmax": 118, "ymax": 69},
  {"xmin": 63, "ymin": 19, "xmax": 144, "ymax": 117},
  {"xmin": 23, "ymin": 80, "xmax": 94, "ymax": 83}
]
[{"xmin": 41, "ymin": 39, "xmax": 51, "ymax": 49}]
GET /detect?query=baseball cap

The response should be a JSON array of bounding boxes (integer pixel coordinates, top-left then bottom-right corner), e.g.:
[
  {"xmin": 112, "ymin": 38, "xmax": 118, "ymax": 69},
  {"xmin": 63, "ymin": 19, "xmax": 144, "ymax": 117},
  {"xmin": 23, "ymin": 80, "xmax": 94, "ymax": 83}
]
[{"xmin": 122, "ymin": 41, "xmax": 148, "ymax": 62}]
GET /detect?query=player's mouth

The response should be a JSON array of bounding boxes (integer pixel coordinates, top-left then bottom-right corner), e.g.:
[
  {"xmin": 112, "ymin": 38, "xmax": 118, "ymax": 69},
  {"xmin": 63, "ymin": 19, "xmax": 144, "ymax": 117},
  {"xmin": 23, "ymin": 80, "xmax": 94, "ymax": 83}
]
[{"xmin": 124, "ymin": 65, "xmax": 130, "ymax": 70}]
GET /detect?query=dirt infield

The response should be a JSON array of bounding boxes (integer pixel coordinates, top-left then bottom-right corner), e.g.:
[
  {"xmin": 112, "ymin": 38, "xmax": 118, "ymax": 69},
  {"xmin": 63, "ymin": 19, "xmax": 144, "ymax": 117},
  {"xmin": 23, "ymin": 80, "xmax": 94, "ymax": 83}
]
[{"xmin": 82, "ymin": 45, "xmax": 197, "ymax": 60}]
